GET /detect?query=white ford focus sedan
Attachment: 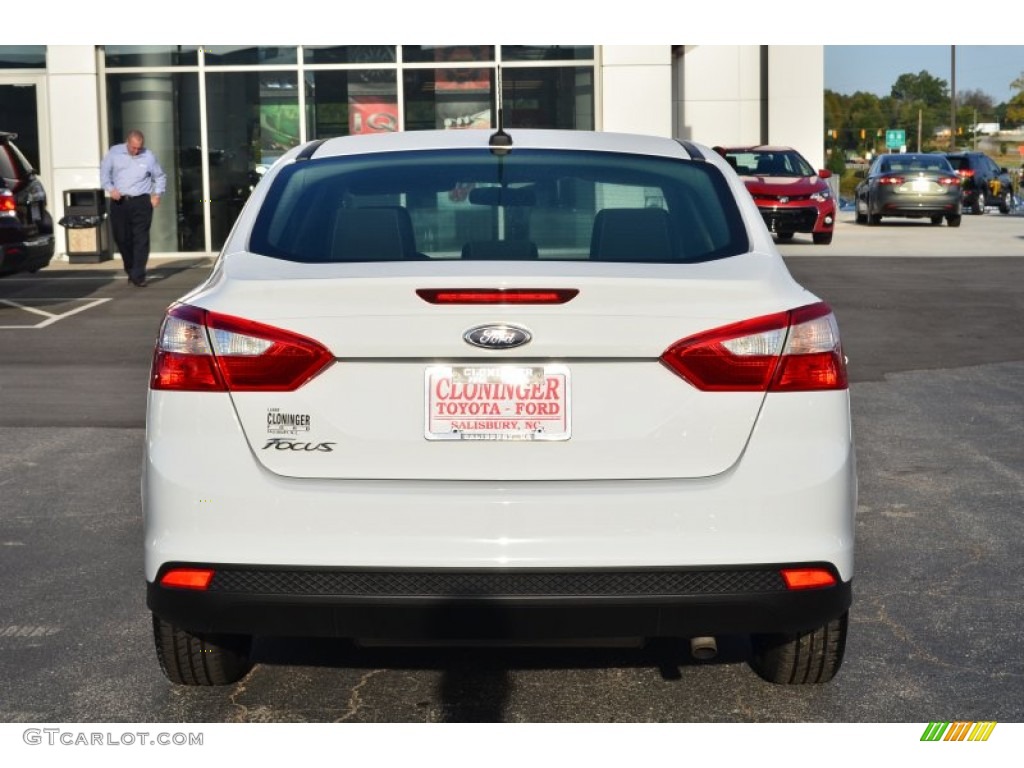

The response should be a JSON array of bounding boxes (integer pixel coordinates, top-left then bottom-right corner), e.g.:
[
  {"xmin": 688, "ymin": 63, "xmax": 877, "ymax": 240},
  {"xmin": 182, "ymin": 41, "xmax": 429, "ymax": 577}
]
[{"xmin": 144, "ymin": 129, "xmax": 855, "ymax": 686}]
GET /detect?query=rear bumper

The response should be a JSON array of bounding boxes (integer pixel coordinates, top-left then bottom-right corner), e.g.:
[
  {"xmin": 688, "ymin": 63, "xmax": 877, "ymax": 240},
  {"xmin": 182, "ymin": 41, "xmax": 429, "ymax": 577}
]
[
  {"xmin": 148, "ymin": 564, "xmax": 852, "ymax": 640},
  {"xmin": 876, "ymin": 192, "xmax": 962, "ymax": 217},
  {"xmin": 0, "ymin": 233, "xmax": 55, "ymax": 274}
]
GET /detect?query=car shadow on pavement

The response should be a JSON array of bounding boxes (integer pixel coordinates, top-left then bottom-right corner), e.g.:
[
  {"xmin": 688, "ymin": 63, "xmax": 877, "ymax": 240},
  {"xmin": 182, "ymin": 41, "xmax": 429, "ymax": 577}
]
[
  {"xmin": 247, "ymin": 632, "xmax": 752, "ymax": 722},
  {"xmin": 0, "ymin": 258, "xmax": 213, "ymax": 300}
]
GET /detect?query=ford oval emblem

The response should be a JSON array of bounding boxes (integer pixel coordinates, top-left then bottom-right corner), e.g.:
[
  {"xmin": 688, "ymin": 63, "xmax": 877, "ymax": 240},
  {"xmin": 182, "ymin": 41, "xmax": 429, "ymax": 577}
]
[{"xmin": 463, "ymin": 324, "xmax": 532, "ymax": 350}]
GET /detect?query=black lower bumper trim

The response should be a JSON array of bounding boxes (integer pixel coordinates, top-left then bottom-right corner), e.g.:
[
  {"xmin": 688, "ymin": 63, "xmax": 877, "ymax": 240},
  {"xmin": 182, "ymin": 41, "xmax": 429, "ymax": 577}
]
[{"xmin": 148, "ymin": 564, "xmax": 852, "ymax": 641}]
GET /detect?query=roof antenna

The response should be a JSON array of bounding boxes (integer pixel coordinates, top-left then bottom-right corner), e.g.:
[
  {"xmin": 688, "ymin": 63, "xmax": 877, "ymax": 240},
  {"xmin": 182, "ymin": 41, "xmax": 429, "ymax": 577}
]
[{"xmin": 489, "ymin": 65, "xmax": 512, "ymax": 155}]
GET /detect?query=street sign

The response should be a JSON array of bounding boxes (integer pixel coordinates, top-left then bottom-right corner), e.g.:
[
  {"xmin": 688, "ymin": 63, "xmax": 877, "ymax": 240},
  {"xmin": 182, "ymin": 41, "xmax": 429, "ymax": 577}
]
[{"xmin": 885, "ymin": 129, "xmax": 906, "ymax": 150}]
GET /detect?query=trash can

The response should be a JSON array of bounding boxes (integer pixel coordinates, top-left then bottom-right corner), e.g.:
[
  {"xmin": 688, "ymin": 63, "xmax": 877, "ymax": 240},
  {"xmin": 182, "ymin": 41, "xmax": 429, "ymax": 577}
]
[{"xmin": 60, "ymin": 189, "xmax": 112, "ymax": 264}]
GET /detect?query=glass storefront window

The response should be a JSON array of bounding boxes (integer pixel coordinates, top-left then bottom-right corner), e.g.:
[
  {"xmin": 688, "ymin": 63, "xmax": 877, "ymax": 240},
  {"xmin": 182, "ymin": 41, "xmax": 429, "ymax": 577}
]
[
  {"xmin": 404, "ymin": 67, "xmax": 493, "ymax": 131},
  {"xmin": 401, "ymin": 46, "xmax": 494, "ymax": 64},
  {"xmin": 303, "ymin": 46, "xmax": 396, "ymax": 65},
  {"xmin": 0, "ymin": 46, "xmax": 46, "ymax": 69},
  {"xmin": 104, "ymin": 46, "xmax": 199, "ymax": 67},
  {"xmin": 205, "ymin": 71, "xmax": 299, "ymax": 250},
  {"xmin": 203, "ymin": 46, "xmax": 297, "ymax": 66},
  {"xmin": 501, "ymin": 46, "xmax": 594, "ymax": 61},
  {"xmin": 306, "ymin": 70, "xmax": 398, "ymax": 138},
  {"xmin": 504, "ymin": 67, "xmax": 594, "ymax": 130},
  {"xmin": 106, "ymin": 73, "xmax": 204, "ymax": 252},
  {"xmin": 102, "ymin": 44, "xmax": 595, "ymax": 252}
]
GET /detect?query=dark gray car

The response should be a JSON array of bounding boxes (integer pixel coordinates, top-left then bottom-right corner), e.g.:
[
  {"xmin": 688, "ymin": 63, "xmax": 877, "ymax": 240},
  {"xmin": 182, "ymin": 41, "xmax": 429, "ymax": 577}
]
[{"xmin": 854, "ymin": 153, "xmax": 962, "ymax": 227}]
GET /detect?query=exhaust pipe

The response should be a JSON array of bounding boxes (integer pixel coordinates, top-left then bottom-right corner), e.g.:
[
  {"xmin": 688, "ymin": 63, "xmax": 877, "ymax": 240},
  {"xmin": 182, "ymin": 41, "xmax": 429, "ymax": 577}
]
[{"xmin": 690, "ymin": 636, "xmax": 718, "ymax": 661}]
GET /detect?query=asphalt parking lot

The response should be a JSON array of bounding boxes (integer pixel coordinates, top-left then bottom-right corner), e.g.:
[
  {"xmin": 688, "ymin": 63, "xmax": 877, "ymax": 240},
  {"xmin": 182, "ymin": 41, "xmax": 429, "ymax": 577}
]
[{"xmin": 0, "ymin": 212, "xmax": 1022, "ymax": 723}]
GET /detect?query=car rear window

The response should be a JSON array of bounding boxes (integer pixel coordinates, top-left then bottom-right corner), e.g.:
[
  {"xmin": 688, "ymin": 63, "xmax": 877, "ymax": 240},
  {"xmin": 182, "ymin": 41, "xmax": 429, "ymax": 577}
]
[
  {"xmin": 880, "ymin": 155, "xmax": 954, "ymax": 173},
  {"xmin": 0, "ymin": 145, "xmax": 20, "ymax": 186},
  {"xmin": 944, "ymin": 155, "xmax": 969, "ymax": 171},
  {"xmin": 248, "ymin": 148, "xmax": 748, "ymax": 264}
]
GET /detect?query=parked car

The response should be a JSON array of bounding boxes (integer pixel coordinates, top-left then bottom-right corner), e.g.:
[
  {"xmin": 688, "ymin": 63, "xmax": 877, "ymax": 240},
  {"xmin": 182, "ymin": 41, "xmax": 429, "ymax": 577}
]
[
  {"xmin": 715, "ymin": 145, "xmax": 836, "ymax": 245},
  {"xmin": 854, "ymin": 153, "xmax": 962, "ymax": 226},
  {"xmin": 944, "ymin": 151, "xmax": 1014, "ymax": 215},
  {"xmin": 145, "ymin": 129, "xmax": 855, "ymax": 686},
  {"xmin": 0, "ymin": 131, "xmax": 55, "ymax": 276}
]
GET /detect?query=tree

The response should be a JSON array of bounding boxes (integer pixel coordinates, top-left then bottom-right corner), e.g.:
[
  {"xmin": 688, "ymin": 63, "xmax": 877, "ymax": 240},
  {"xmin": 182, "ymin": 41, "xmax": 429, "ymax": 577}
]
[
  {"xmin": 887, "ymin": 71, "xmax": 951, "ymax": 151},
  {"xmin": 890, "ymin": 71, "xmax": 948, "ymax": 106},
  {"xmin": 958, "ymin": 89, "xmax": 994, "ymax": 113},
  {"xmin": 1006, "ymin": 72, "xmax": 1024, "ymax": 127}
]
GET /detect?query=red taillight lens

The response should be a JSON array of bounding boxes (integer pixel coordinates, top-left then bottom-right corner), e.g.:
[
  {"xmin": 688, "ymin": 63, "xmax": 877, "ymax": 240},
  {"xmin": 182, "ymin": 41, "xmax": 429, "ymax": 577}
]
[
  {"xmin": 0, "ymin": 192, "xmax": 16, "ymax": 214},
  {"xmin": 416, "ymin": 289, "xmax": 579, "ymax": 305},
  {"xmin": 879, "ymin": 175, "xmax": 904, "ymax": 185},
  {"xmin": 159, "ymin": 568, "xmax": 215, "ymax": 590},
  {"xmin": 660, "ymin": 302, "xmax": 847, "ymax": 392},
  {"xmin": 956, "ymin": 168, "xmax": 975, "ymax": 178},
  {"xmin": 938, "ymin": 176, "xmax": 960, "ymax": 187},
  {"xmin": 150, "ymin": 304, "xmax": 334, "ymax": 392},
  {"xmin": 780, "ymin": 568, "xmax": 837, "ymax": 590}
]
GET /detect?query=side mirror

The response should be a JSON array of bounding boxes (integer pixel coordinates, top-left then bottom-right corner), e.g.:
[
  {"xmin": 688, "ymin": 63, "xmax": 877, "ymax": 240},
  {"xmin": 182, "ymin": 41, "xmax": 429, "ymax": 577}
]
[{"xmin": 818, "ymin": 169, "xmax": 832, "ymax": 179}]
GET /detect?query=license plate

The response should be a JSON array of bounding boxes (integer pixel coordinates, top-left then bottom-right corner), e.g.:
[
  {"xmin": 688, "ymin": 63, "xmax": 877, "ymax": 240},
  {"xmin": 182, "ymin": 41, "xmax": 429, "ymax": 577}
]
[
  {"xmin": 911, "ymin": 179, "xmax": 931, "ymax": 193},
  {"xmin": 425, "ymin": 365, "xmax": 570, "ymax": 441}
]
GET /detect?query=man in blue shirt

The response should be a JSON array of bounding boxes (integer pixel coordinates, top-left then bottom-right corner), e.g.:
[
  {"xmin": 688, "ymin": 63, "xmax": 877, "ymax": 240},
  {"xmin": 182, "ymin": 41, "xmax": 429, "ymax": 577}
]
[{"xmin": 100, "ymin": 130, "xmax": 167, "ymax": 287}]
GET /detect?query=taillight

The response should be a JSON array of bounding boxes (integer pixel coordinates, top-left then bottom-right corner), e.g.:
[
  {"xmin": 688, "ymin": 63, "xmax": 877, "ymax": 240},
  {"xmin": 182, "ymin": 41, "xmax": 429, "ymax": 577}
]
[
  {"xmin": 660, "ymin": 302, "xmax": 847, "ymax": 392},
  {"xmin": 879, "ymin": 175, "xmax": 904, "ymax": 185},
  {"xmin": 938, "ymin": 176, "xmax": 960, "ymax": 187},
  {"xmin": 956, "ymin": 168, "xmax": 975, "ymax": 178},
  {"xmin": 160, "ymin": 568, "xmax": 215, "ymax": 590},
  {"xmin": 150, "ymin": 303, "xmax": 334, "ymax": 391},
  {"xmin": 0, "ymin": 191, "xmax": 16, "ymax": 215},
  {"xmin": 780, "ymin": 568, "xmax": 837, "ymax": 590},
  {"xmin": 417, "ymin": 289, "xmax": 579, "ymax": 305}
]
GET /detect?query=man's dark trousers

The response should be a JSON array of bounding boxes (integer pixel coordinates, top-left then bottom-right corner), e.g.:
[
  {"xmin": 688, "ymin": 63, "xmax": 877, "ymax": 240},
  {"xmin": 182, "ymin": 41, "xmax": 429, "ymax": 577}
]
[{"xmin": 110, "ymin": 195, "xmax": 153, "ymax": 283}]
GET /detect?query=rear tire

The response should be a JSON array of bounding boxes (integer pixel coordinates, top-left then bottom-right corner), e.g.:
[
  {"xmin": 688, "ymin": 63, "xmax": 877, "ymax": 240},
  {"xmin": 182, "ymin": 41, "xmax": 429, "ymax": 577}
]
[
  {"xmin": 946, "ymin": 214, "xmax": 962, "ymax": 228},
  {"xmin": 999, "ymin": 190, "xmax": 1012, "ymax": 214},
  {"xmin": 930, "ymin": 215, "xmax": 943, "ymax": 226},
  {"xmin": 749, "ymin": 612, "xmax": 848, "ymax": 684},
  {"xmin": 854, "ymin": 196, "xmax": 867, "ymax": 224},
  {"xmin": 969, "ymin": 193, "xmax": 983, "ymax": 215},
  {"xmin": 775, "ymin": 232, "xmax": 794, "ymax": 241},
  {"xmin": 152, "ymin": 614, "xmax": 253, "ymax": 686},
  {"xmin": 868, "ymin": 213, "xmax": 882, "ymax": 226},
  {"xmin": 812, "ymin": 232, "xmax": 833, "ymax": 245}
]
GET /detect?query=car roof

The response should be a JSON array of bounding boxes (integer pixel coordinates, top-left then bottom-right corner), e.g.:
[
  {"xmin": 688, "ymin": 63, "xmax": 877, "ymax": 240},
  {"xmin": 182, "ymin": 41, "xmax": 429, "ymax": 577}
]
[
  {"xmin": 717, "ymin": 145, "xmax": 797, "ymax": 153},
  {"xmin": 306, "ymin": 129, "xmax": 697, "ymax": 162}
]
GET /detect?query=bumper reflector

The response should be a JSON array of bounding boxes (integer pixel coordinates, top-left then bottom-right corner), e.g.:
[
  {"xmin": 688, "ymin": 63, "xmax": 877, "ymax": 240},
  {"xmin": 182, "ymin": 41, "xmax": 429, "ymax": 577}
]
[
  {"xmin": 160, "ymin": 568, "xmax": 215, "ymax": 590},
  {"xmin": 780, "ymin": 568, "xmax": 836, "ymax": 590}
]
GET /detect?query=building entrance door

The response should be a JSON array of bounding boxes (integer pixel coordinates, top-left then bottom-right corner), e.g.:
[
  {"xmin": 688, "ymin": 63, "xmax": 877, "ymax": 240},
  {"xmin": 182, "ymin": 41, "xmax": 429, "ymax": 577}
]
[{"xmin": 0, "ymin": 77, "xmax": 51, "ymax": 196}]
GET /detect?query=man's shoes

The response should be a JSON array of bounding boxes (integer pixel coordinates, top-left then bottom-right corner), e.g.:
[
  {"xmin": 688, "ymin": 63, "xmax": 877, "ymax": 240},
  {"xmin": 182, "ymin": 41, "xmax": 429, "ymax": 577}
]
[{"xmin": 130, "ymin": 277, "xmax": 148, "ymax": 287}]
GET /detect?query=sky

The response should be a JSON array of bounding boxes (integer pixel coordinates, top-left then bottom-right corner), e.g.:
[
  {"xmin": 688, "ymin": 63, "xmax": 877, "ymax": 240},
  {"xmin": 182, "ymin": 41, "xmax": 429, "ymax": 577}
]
[{"xmin": 825, "ymin": 46, "xmax": 1024, "ymax": 105}]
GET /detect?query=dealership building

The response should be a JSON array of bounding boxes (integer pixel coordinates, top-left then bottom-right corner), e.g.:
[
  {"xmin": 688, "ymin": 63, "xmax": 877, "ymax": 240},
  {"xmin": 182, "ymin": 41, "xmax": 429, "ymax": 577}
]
[{"xmin": 0, "ymin": 45, "xmax": 824, "ymax": 258}]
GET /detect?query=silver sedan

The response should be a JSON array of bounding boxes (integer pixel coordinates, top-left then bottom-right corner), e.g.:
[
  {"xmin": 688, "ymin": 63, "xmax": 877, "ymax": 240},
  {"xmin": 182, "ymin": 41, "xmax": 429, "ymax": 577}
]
[{"xmin": 855, "ymin": 153, "xmax": 962, "ymax": 227}]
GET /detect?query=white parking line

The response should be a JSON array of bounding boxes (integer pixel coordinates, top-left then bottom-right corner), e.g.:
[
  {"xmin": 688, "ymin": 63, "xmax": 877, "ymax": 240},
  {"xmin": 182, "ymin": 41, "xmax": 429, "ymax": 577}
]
[{"xmin": 0, "ymin": 298, "xmax": 112, "ymax": 329}]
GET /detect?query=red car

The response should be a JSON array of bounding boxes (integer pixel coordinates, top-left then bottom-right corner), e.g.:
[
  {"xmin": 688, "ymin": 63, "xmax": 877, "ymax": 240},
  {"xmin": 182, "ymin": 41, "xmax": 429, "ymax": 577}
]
[{"xmin": 716, "ymin": 146, "xmax": 836, "ymax": 245}]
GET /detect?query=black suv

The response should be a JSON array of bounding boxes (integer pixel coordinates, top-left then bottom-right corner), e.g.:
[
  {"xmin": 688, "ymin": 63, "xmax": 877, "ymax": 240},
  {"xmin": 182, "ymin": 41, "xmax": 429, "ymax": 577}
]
[
  {"xmin": 944, "ymin": 151, "xmax": 1014, "ymax": 215},
  {"xmin": 0, "ymin": 131, "xmax": 55, "ymax": 276}
]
